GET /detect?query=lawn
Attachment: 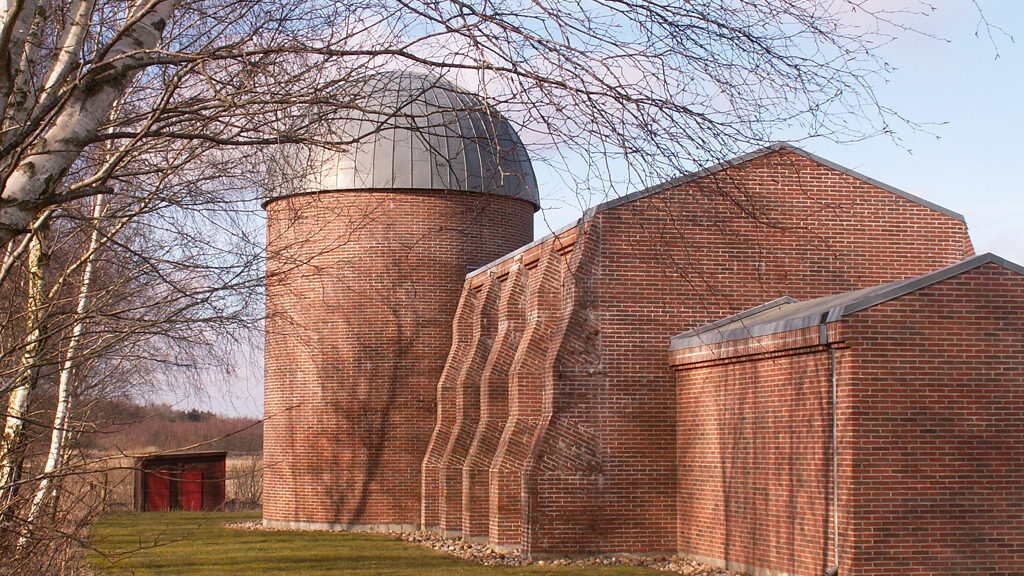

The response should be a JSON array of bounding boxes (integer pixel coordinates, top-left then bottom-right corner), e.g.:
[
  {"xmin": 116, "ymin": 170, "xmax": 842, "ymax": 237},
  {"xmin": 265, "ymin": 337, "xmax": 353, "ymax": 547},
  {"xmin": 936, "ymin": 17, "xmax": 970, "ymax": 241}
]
[{"xmin": 88, "ymin": 512, "xmax": 662, "ymax": 576}]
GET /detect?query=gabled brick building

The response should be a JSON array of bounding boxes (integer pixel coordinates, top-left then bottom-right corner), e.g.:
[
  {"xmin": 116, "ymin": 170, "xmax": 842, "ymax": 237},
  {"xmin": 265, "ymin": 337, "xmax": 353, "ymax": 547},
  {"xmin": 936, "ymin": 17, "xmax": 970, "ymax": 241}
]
[
  {"xmin": 671, "ymin": 254, "xmax": 1024, "ymax": 576},
  {"xmin": 263, "ymin": 72, "xmax": 1023, "ymax": 575}
]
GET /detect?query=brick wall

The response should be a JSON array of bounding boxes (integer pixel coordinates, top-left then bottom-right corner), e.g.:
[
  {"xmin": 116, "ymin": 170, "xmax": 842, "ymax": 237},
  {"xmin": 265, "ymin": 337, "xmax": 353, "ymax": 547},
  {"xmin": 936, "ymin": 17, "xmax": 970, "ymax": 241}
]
[
  {"xmin": 557, "ymin": 148, "xmax": 973, "ymax": 552},
  {"xmin": 440, "ymin": 278, "xmax": 501, "ymax": 534},
  {"xmin": 671, "ymin": 327, "xmax": 842, "ymax": 576},
  {"xmin": 839, "ymin": 264, "xmax": 1024, "ymax": 576},
  {"xmin": 421, "ymin": 284, "xmax": 480, "ymax": 530},
  {"xmin": 419, "ymin": 225, "xmax": 580, "ymax": 545},
  {"xmin": 265, "ymin": 145, "xmax": 977, "ymax": 552},
  {"xmin": 489, "ymin": 242, "xmax": 571, "ymax": 546},
  {"xmin": 263, "ymin": 189, "xmax": 533, "ymax": 528},
  {"xmin": 462, "ymin": 263, "xmax": 528, "ymax": 540},
  {"xmin": 524, "ymin": 219, "xmax": 606, "ymax": 554},
  {"xmin": 669, "ymin": 262, "xmax": 1024, "ymax": 576},
  {"xmin": 426, "ymin": 148, "xmax": 974, "ymax": 554}
]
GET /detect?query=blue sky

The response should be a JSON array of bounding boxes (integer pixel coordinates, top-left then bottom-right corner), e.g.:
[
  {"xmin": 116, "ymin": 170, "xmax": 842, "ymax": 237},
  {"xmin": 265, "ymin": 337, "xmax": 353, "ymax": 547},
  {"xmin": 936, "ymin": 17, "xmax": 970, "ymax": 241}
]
[
  {"xmin": 807, "ymin": 1, "xmax": 1023, "ymax": 263},
  {"xmin": 182, "ymin": 2, "xmax": 1023, "ymax": 418},
  {"xmin": 534, "ymin": 1, "xmax": 1023, "ymax": 262}
]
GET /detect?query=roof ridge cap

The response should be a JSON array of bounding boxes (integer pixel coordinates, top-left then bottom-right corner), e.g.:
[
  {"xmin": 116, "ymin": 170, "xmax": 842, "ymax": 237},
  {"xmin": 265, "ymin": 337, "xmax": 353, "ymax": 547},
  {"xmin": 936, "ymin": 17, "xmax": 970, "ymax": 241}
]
[{"xmin": 591, "ymin": 142, "xmax": 965, "ymax": 222}]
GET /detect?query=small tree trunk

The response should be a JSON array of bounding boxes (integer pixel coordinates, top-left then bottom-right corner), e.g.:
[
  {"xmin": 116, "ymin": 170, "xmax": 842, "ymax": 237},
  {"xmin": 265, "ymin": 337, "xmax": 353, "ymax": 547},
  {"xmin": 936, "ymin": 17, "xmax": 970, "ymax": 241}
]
[
  {"xmin": 0, "ymin": 222, "xmax": 51, "ymax": 519},
  {"xmin": 20, "ymin": 196, "xmax": 106, "ymax": 545}
]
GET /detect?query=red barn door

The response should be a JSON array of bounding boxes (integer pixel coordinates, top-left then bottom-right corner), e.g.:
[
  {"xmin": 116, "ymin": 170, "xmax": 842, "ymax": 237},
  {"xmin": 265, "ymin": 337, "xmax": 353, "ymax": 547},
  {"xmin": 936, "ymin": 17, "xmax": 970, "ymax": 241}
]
[
  {"xmin": 180, "ymin": 470, "xmax": 203, "ymax": 511},
  {"xmin": 146, "ymin": 470, "xmax": 171, "ymax": 511}
]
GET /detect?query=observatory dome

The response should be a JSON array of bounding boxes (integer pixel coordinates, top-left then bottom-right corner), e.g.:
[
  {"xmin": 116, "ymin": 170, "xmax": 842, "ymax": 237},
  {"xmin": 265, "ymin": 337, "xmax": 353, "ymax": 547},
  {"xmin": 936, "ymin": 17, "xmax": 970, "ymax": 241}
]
[{"xmin": 266, "ymin": 71, "xmax": 539, "ymax": 209}]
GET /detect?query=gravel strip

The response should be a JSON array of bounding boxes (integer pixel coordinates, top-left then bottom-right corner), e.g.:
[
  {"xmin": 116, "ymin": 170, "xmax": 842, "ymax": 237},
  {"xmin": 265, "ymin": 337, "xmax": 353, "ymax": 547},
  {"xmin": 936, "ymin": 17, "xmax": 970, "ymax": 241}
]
[{"xmin": 224, "ymin": 520, "xmax": 741, "ymax": 575}]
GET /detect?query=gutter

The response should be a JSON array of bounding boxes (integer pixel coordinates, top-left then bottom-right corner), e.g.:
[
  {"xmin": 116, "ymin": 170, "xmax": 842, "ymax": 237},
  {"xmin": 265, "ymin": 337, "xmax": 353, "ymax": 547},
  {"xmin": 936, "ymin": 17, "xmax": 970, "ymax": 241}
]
[{"xmin": 821, "ymin": 320, "xmax": 840, "ymax": 576}]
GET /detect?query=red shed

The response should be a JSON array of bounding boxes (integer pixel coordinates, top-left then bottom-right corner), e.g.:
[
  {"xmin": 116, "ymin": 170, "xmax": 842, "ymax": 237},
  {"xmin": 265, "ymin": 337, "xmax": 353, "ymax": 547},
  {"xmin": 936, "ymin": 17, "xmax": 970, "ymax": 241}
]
[{"xmin": 134, "ymin": 451, "xmax": 227, "ymax": 512}]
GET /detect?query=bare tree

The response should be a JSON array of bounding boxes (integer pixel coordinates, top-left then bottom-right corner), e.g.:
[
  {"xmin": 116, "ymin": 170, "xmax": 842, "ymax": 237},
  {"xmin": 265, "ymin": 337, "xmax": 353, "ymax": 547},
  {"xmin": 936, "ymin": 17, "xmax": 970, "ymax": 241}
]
[
  {"xmin": 0, "ymin": 183, "xmax": 265, "ymax": 572},
  {"xmin": 20, "ymin": 194, "xmax": 105, "ymax": 548},
  {"xmin": 0, "ymin": 0, "xmax": 949, "ymax": 246}
]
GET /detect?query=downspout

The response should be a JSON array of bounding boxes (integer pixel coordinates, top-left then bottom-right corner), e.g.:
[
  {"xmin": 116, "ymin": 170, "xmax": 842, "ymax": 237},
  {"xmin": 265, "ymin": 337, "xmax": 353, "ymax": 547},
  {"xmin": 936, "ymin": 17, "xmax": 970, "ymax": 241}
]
[{"xmin": 821, "ymin": 319, "xmax": 840, "ymax": 576}]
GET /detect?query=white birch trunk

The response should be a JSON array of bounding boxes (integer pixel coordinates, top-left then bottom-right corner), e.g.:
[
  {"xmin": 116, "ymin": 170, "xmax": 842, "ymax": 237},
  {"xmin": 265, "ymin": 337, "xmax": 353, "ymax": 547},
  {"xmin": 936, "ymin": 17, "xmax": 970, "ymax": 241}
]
[
  {"xmin": 20, "ymin": 195, "xmax": 105, "ymax": 542},
  {"xmin": 0, "ymin": 0, "xmax": 42, "ymax": 122},
  {"xmin": 0, "ymin": 209, "xmax": 50, "ymax": 288},
  {"xmin": 4, "ymin": 0, "xmax": 45, "ymax": 138},
  {"xmin": 37, "ymin": 0, "xmax": 95, "ymax": 107},
  {"xmin": 0, "ymin": 238, "xmax": 10, "ymax": 270},
  {"xmin": 0, "ymin": 0, "xmax": 175, "ymax": 245},
  {"xmin": 0, "ymin": 222, "xmax": 49, "ymax": 514}
]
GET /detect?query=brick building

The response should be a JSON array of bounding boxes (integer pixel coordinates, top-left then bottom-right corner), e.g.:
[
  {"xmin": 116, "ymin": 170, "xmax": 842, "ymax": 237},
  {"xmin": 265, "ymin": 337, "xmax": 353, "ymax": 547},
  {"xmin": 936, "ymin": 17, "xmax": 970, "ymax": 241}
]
[
  {"xmin": 263, "ymin": 71, "xmax": 1024, "ymax": 575},
  {"xmin": 263, "ymin": 72, "xmax": 537, "ymax": 530},
  {"xmin": 670, "ymin": 254, "xmax": 1024, "ymax": 576}
]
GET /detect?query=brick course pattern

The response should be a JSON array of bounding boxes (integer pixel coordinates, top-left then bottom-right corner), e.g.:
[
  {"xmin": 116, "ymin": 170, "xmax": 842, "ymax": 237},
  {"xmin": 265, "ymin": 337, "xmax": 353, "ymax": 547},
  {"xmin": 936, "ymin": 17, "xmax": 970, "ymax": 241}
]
[
  {"xmin": 462, "ymin": 263, "xmax": 528, "ymax": 541},
  {"xmin": 426, "ymin": 148, "xmax": 974, "ymax": 554},
  {"xmin": 838, "ymin": 264, "xmax": 1024, "ymax": 576},
  {"xmin": 264, "ymin": 145, "xmax": 1001, "ymax": 570},
  {"xmin": 263, "ymin": 189, "xmax": 533, "ymax": 529},
  {"xmin": 670, "ymin": 263, "xmax": 1024, "ymax": 576},
  {"xmin": 672, "ymin": 328, "xmax": 842, "ymax": 576}
]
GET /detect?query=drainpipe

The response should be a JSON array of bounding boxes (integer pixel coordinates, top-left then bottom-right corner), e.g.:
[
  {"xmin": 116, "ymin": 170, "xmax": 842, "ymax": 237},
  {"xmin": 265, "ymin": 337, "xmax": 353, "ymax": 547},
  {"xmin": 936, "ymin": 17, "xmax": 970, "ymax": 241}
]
[{"xmin": 821, "ymin": 320, "xmax": 840, "ymax": 576}]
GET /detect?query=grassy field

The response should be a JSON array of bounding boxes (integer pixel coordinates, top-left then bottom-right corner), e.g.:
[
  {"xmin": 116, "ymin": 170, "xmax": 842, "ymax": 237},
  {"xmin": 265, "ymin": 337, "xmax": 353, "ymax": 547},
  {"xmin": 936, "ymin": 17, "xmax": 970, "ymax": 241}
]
[{"xmin": 88, "ymin": 512, "xmax": 661, "ymax": 576}]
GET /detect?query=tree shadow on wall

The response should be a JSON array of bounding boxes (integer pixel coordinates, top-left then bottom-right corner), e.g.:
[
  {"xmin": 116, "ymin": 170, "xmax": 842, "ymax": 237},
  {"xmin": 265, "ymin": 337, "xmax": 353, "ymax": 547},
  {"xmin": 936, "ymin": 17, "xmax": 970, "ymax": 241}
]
[
  {"xmin": 317, "ymin": 251, "xmax": 431, "ymax": 527},
  {"xmin": 716, "ymin": 356, "xmax": 832, "ymax": 576}
]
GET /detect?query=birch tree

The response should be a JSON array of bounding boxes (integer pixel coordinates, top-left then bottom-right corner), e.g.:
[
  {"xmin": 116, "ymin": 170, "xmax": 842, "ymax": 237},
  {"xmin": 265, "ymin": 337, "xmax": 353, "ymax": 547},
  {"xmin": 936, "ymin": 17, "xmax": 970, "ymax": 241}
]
[
  {"xmin": 19, "ymin": 195, "xmax": 106, "ymax": 546},
  {"xmin": 0, "ymin": 222, "xmax": 48, "ymax": 513}
]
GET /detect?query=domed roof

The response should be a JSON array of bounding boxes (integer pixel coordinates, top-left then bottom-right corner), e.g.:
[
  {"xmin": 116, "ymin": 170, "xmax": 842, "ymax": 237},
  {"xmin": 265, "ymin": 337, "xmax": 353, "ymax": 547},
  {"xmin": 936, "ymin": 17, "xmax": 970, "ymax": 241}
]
[{"xmin": 265, "ymin": 71, "xmax": 539, "ymax": 209}]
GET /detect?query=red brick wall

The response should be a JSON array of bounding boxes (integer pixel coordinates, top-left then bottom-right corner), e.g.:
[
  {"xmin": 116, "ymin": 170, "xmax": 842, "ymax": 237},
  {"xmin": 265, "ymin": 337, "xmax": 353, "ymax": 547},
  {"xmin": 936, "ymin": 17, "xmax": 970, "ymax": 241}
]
[
  {"xmin": 524, "ymin": 219, "xmax": 606, "ymax": 554},
  {"xmin": 839, "ymin": 264, "xmax": 1024, "ymax": 576},
  {"xmin": 553, "ymin": 148, "xmax": 973, "ymax": 552},
  {"xmin": 672, "ymin": 328, "xmax": 840, "ymax": 576},
  {"xmin": 425, "ymin": 148, "xmax": 974, "ymax": 554},
  {"xmin": 421, "ymin": 273, "xmax": 501, "ymax": 534},
  {"xmin": 462, "ymin": 263, "xmax": 528, "ymax": 540},
  {"xmin": 438, "ymin": 278, "xmax": 501, "ymax": 534},
  {"xmin": 669, "ymin": 263, "xmax": 1024, "ymax": 576},
  {"xmin": 263, "ymin": 190, "xmax": 533, "ymax": 528},
  {"xmin": 421, "ymin": 226, "xmax": 578, "ymax": 545},
  {"xmin": 489, "ymin": 243, "xmax": 570, "ymax": 546},
  {"xmin": 421, "ymin": 285, "xmax": 480, "ymax": 529}
]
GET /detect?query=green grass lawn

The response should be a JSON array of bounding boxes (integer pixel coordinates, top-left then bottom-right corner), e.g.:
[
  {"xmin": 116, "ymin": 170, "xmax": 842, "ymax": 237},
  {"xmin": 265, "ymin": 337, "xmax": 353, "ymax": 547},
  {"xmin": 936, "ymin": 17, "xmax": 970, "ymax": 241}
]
[{"xmin": 88, "ymin": 512, "xmax": 661, "ymax": 576}]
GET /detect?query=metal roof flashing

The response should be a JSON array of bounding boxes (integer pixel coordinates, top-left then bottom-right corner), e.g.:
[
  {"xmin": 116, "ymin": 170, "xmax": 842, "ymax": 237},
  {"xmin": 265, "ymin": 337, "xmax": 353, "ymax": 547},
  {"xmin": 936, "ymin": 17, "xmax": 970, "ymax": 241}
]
[
  {"xmin": 669, "ymin": 253, "xmax": 1023, "ymax": 352},
  {"xmin": 668, "ymin": 296, "xmax": 797, "ymax": 348},
  {"xmin": 592, "ymin": 143, "xmax": 965, "ymax": 222}
]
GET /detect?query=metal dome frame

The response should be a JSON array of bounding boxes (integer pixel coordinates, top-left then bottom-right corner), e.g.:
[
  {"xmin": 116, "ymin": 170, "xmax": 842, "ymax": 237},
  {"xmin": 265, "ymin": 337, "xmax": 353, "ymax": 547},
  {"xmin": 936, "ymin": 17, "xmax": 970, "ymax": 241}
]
[{"xmin": 266, "ymin": 71, "xmax": 539, "ymax": 210}]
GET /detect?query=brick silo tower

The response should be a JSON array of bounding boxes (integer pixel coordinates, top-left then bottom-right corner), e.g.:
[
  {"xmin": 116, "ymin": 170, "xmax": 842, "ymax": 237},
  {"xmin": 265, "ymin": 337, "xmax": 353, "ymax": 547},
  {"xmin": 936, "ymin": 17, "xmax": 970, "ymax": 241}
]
[{"xmin": 262, "ymin": 71, "xmax": 538, "ymax": 530}]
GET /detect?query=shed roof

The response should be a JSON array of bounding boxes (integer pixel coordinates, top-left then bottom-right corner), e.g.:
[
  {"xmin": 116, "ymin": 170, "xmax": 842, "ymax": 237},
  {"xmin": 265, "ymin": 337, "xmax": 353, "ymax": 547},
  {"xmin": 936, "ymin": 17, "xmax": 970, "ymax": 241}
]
[
  {"xmin": 669, "ymin": 253, "xmax": 1024, "ymax": 351},
  {"xmin": 135, "ymin": 451, "xmax": 228, "ymax": 464}
]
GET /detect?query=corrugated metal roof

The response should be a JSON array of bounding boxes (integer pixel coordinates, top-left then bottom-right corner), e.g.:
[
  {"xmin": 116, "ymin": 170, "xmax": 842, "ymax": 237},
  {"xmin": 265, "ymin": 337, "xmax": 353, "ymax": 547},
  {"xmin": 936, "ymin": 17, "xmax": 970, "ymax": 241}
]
[
  {"xmin": 265, "ymin": 71, "xmax": 539, "ymax": 209},
  {"xmin": 669, "ymin": 253, "xmax": 1024, "ymax": 351}
]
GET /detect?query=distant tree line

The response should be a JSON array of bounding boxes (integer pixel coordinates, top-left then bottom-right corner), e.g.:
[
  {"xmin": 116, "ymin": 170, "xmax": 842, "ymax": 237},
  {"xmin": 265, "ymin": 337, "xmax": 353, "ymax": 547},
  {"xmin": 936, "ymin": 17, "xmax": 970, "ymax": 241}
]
[{"xmin": 81, "ymin": 400, "xmax": 263, "ymax": 455}]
